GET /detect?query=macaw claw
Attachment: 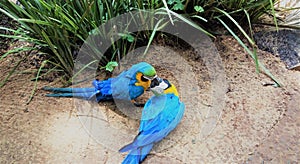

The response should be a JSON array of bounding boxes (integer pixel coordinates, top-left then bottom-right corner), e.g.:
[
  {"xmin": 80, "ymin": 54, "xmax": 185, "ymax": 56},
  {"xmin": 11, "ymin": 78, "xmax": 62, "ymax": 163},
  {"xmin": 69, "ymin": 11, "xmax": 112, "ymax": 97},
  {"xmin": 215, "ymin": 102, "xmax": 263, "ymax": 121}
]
[
  {"xmin": 131, "ymin": 99, "xmax": 145, "ymax": 107},
  {"xmin": 133, "ymin": 102, "xmax": 145, "ymax": 107}
]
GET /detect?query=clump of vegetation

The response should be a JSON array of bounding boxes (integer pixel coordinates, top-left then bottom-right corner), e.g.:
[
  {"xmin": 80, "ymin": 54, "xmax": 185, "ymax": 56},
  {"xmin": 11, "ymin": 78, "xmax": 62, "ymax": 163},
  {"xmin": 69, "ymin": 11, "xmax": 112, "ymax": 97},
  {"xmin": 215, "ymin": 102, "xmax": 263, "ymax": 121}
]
[{"xmin": 0, "ymin": 0, "xmax": 281, "ymax": 88}]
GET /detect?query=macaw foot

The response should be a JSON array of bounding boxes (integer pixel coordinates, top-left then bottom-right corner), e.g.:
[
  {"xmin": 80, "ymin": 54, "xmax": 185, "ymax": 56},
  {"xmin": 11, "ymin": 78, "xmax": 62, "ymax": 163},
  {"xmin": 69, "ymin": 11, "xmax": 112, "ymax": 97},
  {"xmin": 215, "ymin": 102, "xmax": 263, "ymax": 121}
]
[
  {"xmin": 134, "ymin": 102, "xmax": 145, "ymax": 107},
  {"xmin": 131, "ymin": 100, "xmax": 145, "ymax": 107}
]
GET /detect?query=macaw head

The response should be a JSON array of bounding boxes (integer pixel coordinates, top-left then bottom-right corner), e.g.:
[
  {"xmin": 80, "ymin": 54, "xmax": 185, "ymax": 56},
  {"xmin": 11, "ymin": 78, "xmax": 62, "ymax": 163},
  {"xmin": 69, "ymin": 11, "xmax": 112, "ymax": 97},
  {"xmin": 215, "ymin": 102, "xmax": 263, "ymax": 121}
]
[
  {"xmin": 150, "ymin": 77, "xmax": 178, "ymax": 96},
  {"xmin": 134, "ymin": 62, "xmax": 157, "ymax": 90},
  {"xmin": 138, "ymin": 62, "xmax": 157, "ymax": 79}
]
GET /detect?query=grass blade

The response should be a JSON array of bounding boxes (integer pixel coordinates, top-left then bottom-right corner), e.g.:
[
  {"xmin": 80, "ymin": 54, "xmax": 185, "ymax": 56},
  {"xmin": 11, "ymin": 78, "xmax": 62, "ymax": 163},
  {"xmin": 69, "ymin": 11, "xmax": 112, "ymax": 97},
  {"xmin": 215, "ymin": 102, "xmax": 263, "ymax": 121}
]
[
  {"xmin": 144, "ymin": 18, "xmax": 169, "ymax": 55},
  {"xmin": 26, "ymin": 60, "xmax": 48, "ymax": 104},
  {"xmin": 217, "ymin": 17, "xmax": 282, "ymax": 86}
]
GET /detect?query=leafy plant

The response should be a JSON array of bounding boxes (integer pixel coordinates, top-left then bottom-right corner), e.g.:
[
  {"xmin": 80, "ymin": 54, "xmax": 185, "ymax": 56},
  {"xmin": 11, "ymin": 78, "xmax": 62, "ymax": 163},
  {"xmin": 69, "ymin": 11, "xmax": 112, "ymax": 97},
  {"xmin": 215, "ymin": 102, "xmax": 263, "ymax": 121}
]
[
  {"xmin": 0, "ymin": 0, "xmax": 283, "ymax": 89},
  {"xmin": 103, "ymin": 61, "xmax": 118, "ymax": 72},
  {"xmin": 0, "ymin": 0, "xmax": 160, "ymax": 80}
]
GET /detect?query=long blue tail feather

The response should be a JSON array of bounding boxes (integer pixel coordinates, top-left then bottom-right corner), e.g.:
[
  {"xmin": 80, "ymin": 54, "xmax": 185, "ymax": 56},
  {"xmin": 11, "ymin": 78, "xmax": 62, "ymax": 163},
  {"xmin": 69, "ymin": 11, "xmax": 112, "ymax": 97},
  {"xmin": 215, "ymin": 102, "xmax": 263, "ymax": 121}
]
[
  {"xmin": 121, "ymin": 144, "xmax": 153, "ymax": 164},
  {"xmin": 140, "ymin": 144, "xmax": 153, "ymax": 162},
  {"xmin": 43, "ymin": 79, "xmax": 113, "ymax": 102},
  {"xmin": 119, "ymin": 141, "xmax": 136, "ymax": 153},
  {"xmin": 45, "ymin": 92, "xmax": 97, "ymax": 100},
  {"xmin": 43, "ymin": 87, "xmax": 96, "ymax": 93}
]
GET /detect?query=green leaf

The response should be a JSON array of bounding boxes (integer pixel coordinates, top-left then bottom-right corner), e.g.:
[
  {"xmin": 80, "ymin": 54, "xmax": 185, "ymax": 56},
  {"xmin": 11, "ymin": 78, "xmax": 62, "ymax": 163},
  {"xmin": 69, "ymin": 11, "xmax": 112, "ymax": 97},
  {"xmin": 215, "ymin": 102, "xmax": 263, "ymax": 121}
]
[
  {"xmin": 105, "ymin": 61, "xmax": 118, "ymax": 72},
  {"xmin": 194, "ymin": 6, "xmax": 204, "ymax": 13},
  {"xmin": 124, "ymin": 34, "xmax": 134, "ymax": 42},
  {"xmin": 167, "ymin": 0, "xmax": 175, "ymax": 5},
  {"xmin": 172, "ymin": 3, "xmax": 184, "ymax": 11},
  {"xmin": 166, "ymin": 0, "xmax": 184, "ymax": 10},
  {"xmin": 118, "ymin": 33, "xmax": 135, "ymax": 42}
]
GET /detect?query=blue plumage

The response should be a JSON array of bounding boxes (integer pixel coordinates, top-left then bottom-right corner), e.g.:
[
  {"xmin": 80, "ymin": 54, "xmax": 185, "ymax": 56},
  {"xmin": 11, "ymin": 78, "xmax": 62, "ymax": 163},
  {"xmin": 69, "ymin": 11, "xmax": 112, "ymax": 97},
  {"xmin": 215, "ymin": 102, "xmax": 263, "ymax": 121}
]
[
  {"xmin": 119, "ymin": 84, "xmax": 185, "ymax": 164},
  {"xmin": 121, "ymin": 144, "xmax": 153, "ymax": 164},
  {"xmin": 43, "ymin": 79, "xmax": 112, "ymax": 101},
  {"xmin": 43, "ymin": 62, "xmax": 156, "ymax": 102}
]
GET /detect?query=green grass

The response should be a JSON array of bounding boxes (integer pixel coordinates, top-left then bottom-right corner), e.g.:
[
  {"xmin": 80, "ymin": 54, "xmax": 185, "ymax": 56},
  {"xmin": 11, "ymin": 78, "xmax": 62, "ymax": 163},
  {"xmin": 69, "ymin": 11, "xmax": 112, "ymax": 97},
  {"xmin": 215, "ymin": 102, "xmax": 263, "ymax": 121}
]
[{"xmin": 0, "ymin": 0, "xmax": 282, "ymax": 90}]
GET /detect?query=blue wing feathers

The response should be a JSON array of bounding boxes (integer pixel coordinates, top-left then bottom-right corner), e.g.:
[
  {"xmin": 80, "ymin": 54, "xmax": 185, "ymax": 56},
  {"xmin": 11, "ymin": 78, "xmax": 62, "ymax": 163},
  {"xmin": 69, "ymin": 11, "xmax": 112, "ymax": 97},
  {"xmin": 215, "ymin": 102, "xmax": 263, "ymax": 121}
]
[
  {"xmin": 120, "ymin": 93, "xmax": 185, "ymax": 163},
  {"xmin": 110, "ymin": 69, "xmax": 144, "ymax": 100}
]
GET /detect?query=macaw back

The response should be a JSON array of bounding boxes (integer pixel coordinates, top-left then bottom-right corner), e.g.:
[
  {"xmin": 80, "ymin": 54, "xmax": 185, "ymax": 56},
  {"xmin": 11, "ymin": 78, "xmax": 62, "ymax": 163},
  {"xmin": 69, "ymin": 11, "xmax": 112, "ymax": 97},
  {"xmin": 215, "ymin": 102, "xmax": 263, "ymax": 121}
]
[
  {"xmin": 110, "ymin": 71, "xmax": 144, "ymax": 101},
  {"xmin": 135, "ymin": 94, "xmax": 184, "ymax": 147},
  {"xmin": 119, "ymin": 93, "xmax": 185, "ymax": 163}
]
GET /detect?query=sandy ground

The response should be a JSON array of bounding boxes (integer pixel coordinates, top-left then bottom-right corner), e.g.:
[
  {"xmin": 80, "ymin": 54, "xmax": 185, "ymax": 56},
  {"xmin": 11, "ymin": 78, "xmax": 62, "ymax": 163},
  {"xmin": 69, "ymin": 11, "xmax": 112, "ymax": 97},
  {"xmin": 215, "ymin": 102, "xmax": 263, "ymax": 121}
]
[{"xmin": 0, "ymin": 35, "xmax": 299, "ymax": 163}]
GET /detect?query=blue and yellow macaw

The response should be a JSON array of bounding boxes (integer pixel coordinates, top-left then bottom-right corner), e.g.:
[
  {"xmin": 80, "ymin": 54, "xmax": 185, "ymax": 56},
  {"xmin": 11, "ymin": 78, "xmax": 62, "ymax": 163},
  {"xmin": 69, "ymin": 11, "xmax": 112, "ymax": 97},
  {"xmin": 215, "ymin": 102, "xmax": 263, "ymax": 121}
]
[
  {"xmin": 43, "ymin": 62, "xmax": 157, "ymax": 106},
  {"xmin": 119, "ymin": 77, "xmax": 185, "ymax": 164}
]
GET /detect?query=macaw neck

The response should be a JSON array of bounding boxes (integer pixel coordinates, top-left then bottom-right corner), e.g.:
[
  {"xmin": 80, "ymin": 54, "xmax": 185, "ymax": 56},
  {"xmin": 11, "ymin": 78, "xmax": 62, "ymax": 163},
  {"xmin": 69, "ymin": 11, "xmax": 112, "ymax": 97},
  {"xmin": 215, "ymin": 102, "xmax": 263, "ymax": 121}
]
[
  {"xmin": 163, "ymin": 84, "xmax": 179, "ymax": 97},
  {"xmin": 151, "ymin": 83, "xmax": 179, "ymax": 97}
]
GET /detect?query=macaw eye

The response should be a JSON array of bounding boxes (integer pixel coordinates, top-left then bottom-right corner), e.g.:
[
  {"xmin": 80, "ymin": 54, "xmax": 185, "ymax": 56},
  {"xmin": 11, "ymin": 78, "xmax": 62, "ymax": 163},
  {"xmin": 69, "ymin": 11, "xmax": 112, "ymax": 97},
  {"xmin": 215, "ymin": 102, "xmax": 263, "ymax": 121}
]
[{"xmin": 141, "ymin": 75, "xmax": 149, "ymax": 82}]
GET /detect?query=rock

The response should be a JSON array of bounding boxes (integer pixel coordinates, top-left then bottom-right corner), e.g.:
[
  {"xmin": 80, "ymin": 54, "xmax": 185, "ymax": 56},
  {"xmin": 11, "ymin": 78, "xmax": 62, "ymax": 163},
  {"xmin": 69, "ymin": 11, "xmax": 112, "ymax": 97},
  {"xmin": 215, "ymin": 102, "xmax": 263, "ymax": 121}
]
[{"xmin": 254, "ymin": 29, "xmax": 300, "ymax": 69}]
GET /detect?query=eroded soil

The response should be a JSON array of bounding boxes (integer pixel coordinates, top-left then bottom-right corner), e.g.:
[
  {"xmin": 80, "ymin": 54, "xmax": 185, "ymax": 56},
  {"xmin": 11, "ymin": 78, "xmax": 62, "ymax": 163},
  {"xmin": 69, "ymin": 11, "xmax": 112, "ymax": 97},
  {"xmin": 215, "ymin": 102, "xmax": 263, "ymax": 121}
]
[{"xmin": 0, "ymin": 35, "xmax": 299, "ymax": 163}]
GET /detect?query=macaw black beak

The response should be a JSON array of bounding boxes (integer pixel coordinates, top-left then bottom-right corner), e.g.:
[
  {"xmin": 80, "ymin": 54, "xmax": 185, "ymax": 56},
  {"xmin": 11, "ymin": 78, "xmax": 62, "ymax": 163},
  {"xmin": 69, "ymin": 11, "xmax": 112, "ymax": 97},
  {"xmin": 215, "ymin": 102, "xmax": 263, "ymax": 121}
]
[{"xmin": 150, "ymin": 76, "xmax": 162, "ymax": 88}]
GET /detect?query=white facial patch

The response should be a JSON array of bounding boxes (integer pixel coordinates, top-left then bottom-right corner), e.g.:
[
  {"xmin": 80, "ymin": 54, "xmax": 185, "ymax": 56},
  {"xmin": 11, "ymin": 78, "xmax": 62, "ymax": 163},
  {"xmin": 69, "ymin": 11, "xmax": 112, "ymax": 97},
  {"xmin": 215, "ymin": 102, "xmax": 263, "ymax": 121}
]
[
  {"xmin": 144, "ymin": 74, "xmax": 157, "ymax": 80},
  {"xmin": 150, "ymin": 80, "xmax": 168, "ymax": 94}
]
